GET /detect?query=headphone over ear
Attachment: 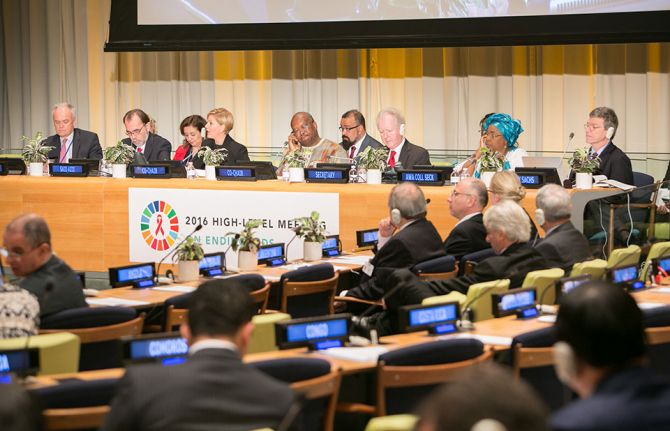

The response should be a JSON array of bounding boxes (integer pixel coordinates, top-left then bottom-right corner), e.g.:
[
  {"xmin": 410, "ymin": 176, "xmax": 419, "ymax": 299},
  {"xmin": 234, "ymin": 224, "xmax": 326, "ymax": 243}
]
[
  {"xmin": 534, "ymin": 208, "xmax": 545, "ymax": 226},
  {"xmin": 391, "ymin": 208, "xmax": 402, "ymax": 226},
  {"xmin": 553, "ymin": 341, "xmax": 578, "ymax": 385},
  {"xmin": 606, "ymin": 126, "xmax": 615, "ymax": 140},
  {"xmin": 399, "ymin": 124, "xmax": 405, "ymax": 136}
]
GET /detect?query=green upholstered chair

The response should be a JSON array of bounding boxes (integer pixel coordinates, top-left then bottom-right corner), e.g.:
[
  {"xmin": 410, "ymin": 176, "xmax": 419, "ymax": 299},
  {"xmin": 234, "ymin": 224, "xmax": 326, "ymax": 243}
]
[
  {"xmin": 0, "ymin": 332, "xmax": 80, "ymax": 375},
  {"xmin": 522, "ymin": 268, "xmax": 565, "ymax": 306},
  {"xmin": 607, "ymin": 244, "xmax": 641, "ymax": 269},
  {"xmin": 422, "ymin": 279, "xmax": 511, "ymax": 322},
  {"xmin": 570, "ymin": 259, "xmax": 608, "ymax": 280},
  {"xmin": 247, "ymin": 312, "xmax": 291, "ymax": 354},
  {"xmin": 641, "ymin": 241, "xmax": 670, "ymax": 281},
  {"xmin": 364, "ymin": 415, "xmax": 419, "ymax": 431}
]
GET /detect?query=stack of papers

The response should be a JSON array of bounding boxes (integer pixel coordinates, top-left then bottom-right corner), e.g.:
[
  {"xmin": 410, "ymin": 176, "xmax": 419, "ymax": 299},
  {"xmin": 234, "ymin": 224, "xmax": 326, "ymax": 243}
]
[
  {"xmin": 442, "ymin": 333, "xmax": 514, "ymax": 346},
  {"xmin": 319, "ymin": 345, "xmax": 389, "ymax": 362},
  {"xmin": 152, "ymin": 285, "xmax": 195, "ymax": 293},
  {"xmin": 86, "ymin": 297, "xmax": 149, "ymax": 307},
  {"xmin": 326, "ymin": 256, "xmax": 371, "ymax": 265}
]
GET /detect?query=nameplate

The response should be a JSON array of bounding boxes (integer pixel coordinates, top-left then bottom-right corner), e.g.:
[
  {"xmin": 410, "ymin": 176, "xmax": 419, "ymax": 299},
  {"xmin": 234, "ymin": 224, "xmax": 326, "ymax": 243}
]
[
  {"xmin": 304, "ymin": 167, "xmax": 349, "ymax": 184},
  {"xmin": 216, "ymin": 166, "xmax": 257, "ymax": 181},
  {"xmin": 49, "ymin": 163, "xmax": 89, "ymax": 177},
  {"xmin": 133, "ymin": 164, "xmax": 171, "ymax": 179},
  {"xmin": 396, "ymin": 169, "xmax": 445, "ymax": 186}
]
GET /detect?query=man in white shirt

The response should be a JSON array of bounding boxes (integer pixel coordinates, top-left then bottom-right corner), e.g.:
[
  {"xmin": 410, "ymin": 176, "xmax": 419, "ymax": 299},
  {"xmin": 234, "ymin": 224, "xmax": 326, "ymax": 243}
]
[{"xmin": 376, "ymin": 108, "xmax": 430, "ymax": 169}]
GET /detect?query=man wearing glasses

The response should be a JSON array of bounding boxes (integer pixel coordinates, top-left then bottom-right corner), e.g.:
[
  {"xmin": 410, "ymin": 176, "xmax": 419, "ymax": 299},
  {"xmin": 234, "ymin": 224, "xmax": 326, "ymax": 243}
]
[
  {"xmin": 338, "ymin": 109, "xmax": 381, "ymax": 159},
  {"xmin": 2, "ymin": 214, "xmax": 86, "ymax": 317},
  {"xmin": 443, "ymin": 178, "xmax": 490, "ymax": 261},
  {"xmin": 121, "ymin": 109, "xmax": 172, "ymax": 162}
]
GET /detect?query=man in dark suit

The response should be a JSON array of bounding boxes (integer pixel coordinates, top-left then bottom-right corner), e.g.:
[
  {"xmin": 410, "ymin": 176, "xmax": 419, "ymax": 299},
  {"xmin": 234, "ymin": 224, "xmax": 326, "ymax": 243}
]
[
  {"xmin": 551, "ymin": 280, "xmax": 670, "ymax": 431},
  {"xmin": 533, "ymin": 184, "xmax": 592, "ymax": 271},
  {"xmin": 444, "ymin": 177, "xmax": 490, "ymax": 261},
  {"xmin": 101, "ymin": 279, "xmax": 296, "ymax": 431},
  {"xmin": 376, "ymin": 108, "xmax": 430, "ymax": 169},
  {"xmin": 2, "ymin": 214, "xmax": 86, "ymax": 317},
  {"xmin": 121, "ymin": 109, "xmax": 172, "ymax": 162},
  {"xmin": 339, "ymin": 109, "xmax": 382, "ymax": 159},
  {"xmin": 342, "ymin": 182, "xmax": 445, "ymax": 303},
  {"xmin": 46, "ymin": 103, "xmax": 103, "ymax": 162}
]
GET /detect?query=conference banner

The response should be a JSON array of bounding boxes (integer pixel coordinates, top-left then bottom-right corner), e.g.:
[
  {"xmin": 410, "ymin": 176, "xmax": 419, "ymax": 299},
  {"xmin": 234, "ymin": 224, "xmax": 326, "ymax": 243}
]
[{"xmin": 128, "ymin": 188, "xmax": 339, "ymax": 263}]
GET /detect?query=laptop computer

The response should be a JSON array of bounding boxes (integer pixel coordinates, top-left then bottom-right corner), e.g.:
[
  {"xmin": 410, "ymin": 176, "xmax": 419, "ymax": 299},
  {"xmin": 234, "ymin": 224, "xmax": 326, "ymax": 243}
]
[{"xmin": 522, "ymin": 156, "xmax": 568, "ymax": 181}]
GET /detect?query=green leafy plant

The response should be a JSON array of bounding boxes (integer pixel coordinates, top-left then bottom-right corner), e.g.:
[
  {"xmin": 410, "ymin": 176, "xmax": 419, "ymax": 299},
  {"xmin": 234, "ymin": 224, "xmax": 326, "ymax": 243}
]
[
  {"xmin": 103, "ymin": 141, "xmax": 135, "ymax": 164},
  {"xmin": 292, "ymin": 211, "xmax": 327, "ymax": 243},
  {"xmin": 21, "ymin": 132, "xmax": 53, "ymax": 163},
  {"xmin": 357, "ymin": 146, "xmax": 390, "ymax": 170},
  {"xmin": 569, "ymin": 147, "xmax": 600, "ymax": 173},
  {"xmin": 479, "ymin": 147, "xmax": 504, "ymax": 172},
  {"xmin": 282, "ymin": 149, "xmax": 309, "ymax": 168},
  {"xmin": 173, "ymin": 236, "xmax": 205, "ymax": 262},
  {"xmin": 227, "ymin": 219, "xmax": 262, "ymax": 252},
  {"xmin": 198, "ymin": 146, "xmax": 229, "ymax": 166}
]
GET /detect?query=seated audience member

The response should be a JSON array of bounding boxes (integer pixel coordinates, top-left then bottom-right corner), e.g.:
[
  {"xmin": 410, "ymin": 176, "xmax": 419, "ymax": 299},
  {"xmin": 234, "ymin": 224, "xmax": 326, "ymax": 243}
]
[
  {"xmin": 384, "ymin": 200, "xmax": 547, "ymax": 313},
  {"xmin": 0, "ymin": 382, "xmax": 41, "ymax": 431},
  {"xmin": 0, "ymin": 282, "xmax": 39, "ymax": 338},
  {"xmin": 278, "ymin": 112, "xmax": 346, "ymax": 174},
  {"xmin": 467, "ymin": 113, "xmax": 527, "ymax": 178},
  {"xmin": 101, "ymin": 279, "xmax": 297, "ymax": 431},
  {"xmin": 533, "ymin": 184, "xmax": 592, "ymax": 271},
  {"xmin": 454, "ymin": 112, "xmax": 494, "ymax": 177},
  {"xmin": 174, "ymin": 114, "xmax": 212, "ymax": 168},
  {"xmin": 377, "ymin": 108, "xmax": 430, "ymax": 169},
  {"xmin": 444, "ymin": 177, "xmax": 490, "ymax": 260},
  {"xmin": 121, "ymin": 109, "xmax": 172, "ymax": 162},
  {"xmin": 551, "ymin": 280, "xmax": 670, "ymax": 431},
  {"xmin": 342, "ymin": 182, "xmax": 445, "ymax": 303},
  {"xmin": 204, "ymin": 107, "xmax": 250, "ymax": 164},
  {"xmin": 2, "ymin": 214, "xmax": 86, "ymax": 317},
  {"xmin": 46, "ymin": 102, "xmax": 103, "ymax": 162},
  {"xmin": 489, "ymin": 171, "xmax": 539, "ymax": 242},
  {"xmin": 415, "ymin": 363, "xmax": 549, "ymax": 431},
  {"xmin": 339, "ymin": 109, "xmax": 382, "ymax": 159}
]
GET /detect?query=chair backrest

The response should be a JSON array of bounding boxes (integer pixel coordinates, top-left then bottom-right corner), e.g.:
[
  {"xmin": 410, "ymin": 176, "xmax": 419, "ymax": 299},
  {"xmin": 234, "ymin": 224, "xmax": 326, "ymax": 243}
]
[
  {"xmin": 364, "ymin": 415, "xmax": 419, "ymax": 431},
  {"xmin": 570, "ymin": 258, "xmax": 607, "ymax": 279},
  {"xmin": 607, "ymin": 244, "xmax": 641, "ymax": 269},
  {"xmin": 0, "ymin": 332, "xmax": 80, "ymax": 375},
  {"xmin": 249, "ymin": 283, "xmax": 271, "ymax": 314},
  {"xmin": 165, "ymin": 306, "xmax": 188, "ymax": 332},
  {"xmin": 280, "ymin": 265, "xmax": 339, "ymax": 318},
  {"xmin": 459, "ymin": 248, "xmax": 495, "ymax": 276},
  {"xmin": 376, "ymin": 339, "xmax": 492, "ymax": 416},
  {"xmin": 645, "ymin": 308, "xmax": 670, "ymax": 379},
  {"xmin": 640, "ymin": 241, "xmax": 670, "ymax": 281},
  {"xmin": 413, "ymin": 255, "xmax": 458, "ymax": 280},
  {"xmin": 521, "ymin": 268, "xmax": 565, "ymax": 306},
  {"xmin": 247, "ymin": 312, "xmax": 291, "ymax": 354},
  {"xmin": 422, "ymin": 279, "xmax": 510, "ymax": 322},
  {"xmin": 250, "ymin": 357, "xmax": 337, "ymax": 431}
]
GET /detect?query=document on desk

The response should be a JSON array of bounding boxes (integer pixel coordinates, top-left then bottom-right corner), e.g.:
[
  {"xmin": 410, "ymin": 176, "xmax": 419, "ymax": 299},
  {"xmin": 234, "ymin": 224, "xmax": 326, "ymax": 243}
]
[
  {"xmin": 653, "ymin": 287, "xmax": 670, "ymax": 294},
  {"xmin": 319, "ymin": 345, "xmax": 389, "ymax": 362},
  {"xmin": 86, "ymin": 297, "xmax": 150, "ymax": 307},
  {"xmin": 152, "ymin": 285, "xmax": 195, "ymax": 293},
  {"xmin": 637, "ymin": 302, "xmax": 667, "ymax": 310},
  {"xmin": 327, "ymin": 256, "xmax": 371, "ymax": 265},
  {"xmin": 443, "ymin": 333, "xmax": 514, "ymax": 347}
]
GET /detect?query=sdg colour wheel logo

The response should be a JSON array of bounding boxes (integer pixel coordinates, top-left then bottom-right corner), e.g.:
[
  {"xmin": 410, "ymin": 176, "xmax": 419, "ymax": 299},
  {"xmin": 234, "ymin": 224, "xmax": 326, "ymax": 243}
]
[{"xmin": 140, "ymin": 201, "xmax": 180, "ymax": 251}]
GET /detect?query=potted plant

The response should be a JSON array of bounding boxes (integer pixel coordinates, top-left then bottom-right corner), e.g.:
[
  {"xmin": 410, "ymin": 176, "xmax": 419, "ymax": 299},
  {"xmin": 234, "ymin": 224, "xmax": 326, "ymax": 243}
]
[
  {"xmin": 292, "ymin": 211, "xmax": 327, "ymax": 261},
  {"xmin": 103, "ymin": 141, "xmax": 135, "ymax": 178},
  {"xmin": 21, "ymin": 132, "xmax": 53, "ymax": 176},
  {"xmin": 478, "ymin": 147, "xmax": 503, "ymax": 187},
  {"xmin": 173, "ymin": 236, "xmax": 205, "ymax": 282},
  {"xmin": 282, "ymin": 150, "xmax": 308, "ymax": 182},
  {"xmin": 569, "ymin": 147, "xmax": 600, "ymax": 189},
  {"xmin": 228, "ymin": 219, "xmax": 262, "ymax": 270},
  {"xmin": 198, "ymin": 146, "xmax": 229, "ymax": 180},
  {"xmin": 357, "ymin": 146, "xmax": 389, "ymax": 184}
]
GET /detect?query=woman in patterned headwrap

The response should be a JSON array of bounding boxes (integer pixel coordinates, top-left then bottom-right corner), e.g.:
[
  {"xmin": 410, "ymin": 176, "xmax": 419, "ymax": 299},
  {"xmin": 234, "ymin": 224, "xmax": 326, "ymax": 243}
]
[{"xmin": 461, "ymin": 113, "xmax": 527, "ymax": 179}]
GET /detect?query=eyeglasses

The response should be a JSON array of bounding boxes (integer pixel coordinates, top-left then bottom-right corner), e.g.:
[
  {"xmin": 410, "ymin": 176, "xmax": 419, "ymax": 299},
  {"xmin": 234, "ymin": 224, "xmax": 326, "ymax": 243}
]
[
  {"xmin": 451, "ymin": 191, "xmax": 474, "ymax": 198},
  {"xmin": 485, "ymin": 132, "xmax": 503, "ymax": 139},
  {"xmin": 125, "ymin": 124, "xmax": 146, "ymax": 137},
  {"xmin": 339, "ymin": 125, "xmax": 360, "ymax": 132},
  {"xmin": 584, "ymin": 123, "xmax": 603, "ymax": 131},
  {"xmin": 0, "ymin": 246, "xmax": 39, "ymax": 259}
]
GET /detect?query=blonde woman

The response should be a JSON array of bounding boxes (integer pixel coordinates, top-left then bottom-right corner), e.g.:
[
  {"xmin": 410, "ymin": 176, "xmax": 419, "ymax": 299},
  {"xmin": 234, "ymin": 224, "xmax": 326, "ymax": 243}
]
[
  {"xmin": 489, "ymin": 171, "xmax": 539, "ymax": 242},
  {"xmin": 204, "ymin": 108, "xmax": 250, "ymax": 163}
]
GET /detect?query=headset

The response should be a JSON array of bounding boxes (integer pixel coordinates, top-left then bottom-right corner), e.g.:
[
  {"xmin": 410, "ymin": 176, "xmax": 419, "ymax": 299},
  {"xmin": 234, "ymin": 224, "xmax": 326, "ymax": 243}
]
[
  {"xmin": 553, "ymin": 341, "xmax": 578, "ymax": 385},
  {"xmin": 390, "ymin": 208, "xmax": 402, "ymax": 226},
  {"xmin": 399, "ymin": 123, "xmax": 405, "ymax": 136},
  {"xmin": 606, "ymin": 126, "xmax": 615, "ymax": 140},
  {"xmin": 534, "ymin": 208, "xmax": 545, "ymax": 227}
]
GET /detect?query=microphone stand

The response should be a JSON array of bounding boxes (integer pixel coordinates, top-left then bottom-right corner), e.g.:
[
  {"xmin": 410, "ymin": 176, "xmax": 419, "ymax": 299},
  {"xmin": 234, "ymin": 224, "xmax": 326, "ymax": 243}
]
[
  {"xmin": 155, "ymin": 224, "xmax": 203, "ymax": 284},
  {"xmin": 222, "ymin": 233, "xmax": 240, "ymax": 273}
]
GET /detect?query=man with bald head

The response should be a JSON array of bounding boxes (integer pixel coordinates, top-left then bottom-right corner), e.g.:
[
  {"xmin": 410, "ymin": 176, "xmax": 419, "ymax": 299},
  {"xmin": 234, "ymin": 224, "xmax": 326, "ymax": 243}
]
[
  {"xmin": 46, "ymin": 103, "xmax": 103, "ymax": 162},
  {"xmin": 278, "ymin": 112, "xmax": 347, "ymax": 173},
  {"xmin": 2, "ymin": 214, "xmax": 86, "ymax": 317},
  {"xmin": 443, "ymin": 178, "xmax": 489, "ymax": 260}
]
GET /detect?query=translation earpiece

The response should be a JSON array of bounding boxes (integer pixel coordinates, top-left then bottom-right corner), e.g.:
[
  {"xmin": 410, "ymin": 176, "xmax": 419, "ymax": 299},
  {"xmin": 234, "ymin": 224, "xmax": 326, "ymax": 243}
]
[
  {"xmin": 399, "ymin": 124, "xmax": 405, "ymax": 136},
  {"xmin": 391, "ymin": 208, "xmax": 402, "ymax": 226},
  {"xmin": 606, "ymin": 126, "xmax": 615, "ymax": 140},
  {"xmin": 534, "ymin": 208, "xmax": 545, "ymax": 226},
  {"xmin": 553, "ymin": 341, "xmax": 578, "ymax": 385}
]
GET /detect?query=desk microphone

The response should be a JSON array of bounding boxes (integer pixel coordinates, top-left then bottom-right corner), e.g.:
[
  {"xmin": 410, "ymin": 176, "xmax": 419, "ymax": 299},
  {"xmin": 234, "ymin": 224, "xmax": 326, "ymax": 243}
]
[
  {"xmin": 155, "ymin": 224, "xmax": 203, "ymax": 283},
  {"xmin": 222, "ymin": 233, "xmax": 240, "ymax": 272},
  {"xmin": 285, "ymin": 233, "xmax": 298, "ymax": 261},
  {"xmin": 459, "ymin": 281, "xmax": 504, "ymax": 330}
]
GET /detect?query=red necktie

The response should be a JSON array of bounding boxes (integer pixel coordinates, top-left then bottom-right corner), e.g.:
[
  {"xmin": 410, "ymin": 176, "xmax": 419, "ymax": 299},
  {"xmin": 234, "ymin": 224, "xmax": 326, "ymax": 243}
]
[
  {"xmin": 59, "ymin": 138, "xmax": 68, "ymax": 162},
  {"xmin": 388, "ymin": 150, "xmax": 396, "ymax": 168},
  {"xmin": 137, "ymin": 147, "xmax": 143, "ymax": 153},
  {"xmin": 349, "ymin": 145, "xmax": 356, "ymax": 159}
]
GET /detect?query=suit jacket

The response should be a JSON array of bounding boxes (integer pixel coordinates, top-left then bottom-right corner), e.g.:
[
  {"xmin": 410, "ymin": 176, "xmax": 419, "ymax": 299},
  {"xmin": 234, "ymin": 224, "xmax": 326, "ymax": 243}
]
[
  {"xmin": 347, "ymin": 218, "xmax": 445, "ymax": 301},
  {"xmin": 101, "ymin": 348, "xmax": 296, "ymax": 431},
  {"xmin": 397, "ymin": 139, "xmax": 430, "ymax": 169},
  {"xmin": 122, "ymin": 133, "xmax": 172, "ymax": 162},
  {"xmin": 46, "ymin": 128, "xmax": 103, "ymax": 161},
  {"xmin": 340, "ymin": 134, "xmax": 382, "ymax": 157},
  {"xmin": 386, "ymin": 242, "xmax": 548, "ymax": 309},
  {"xmin": 18, "ymin": 255, "xmax": 87, "ymax": 317},
  {"xmin": 569, "ymin": 141, "xmax": 633, "ymax": 185},
  {"xmin": 534, "ymin": 221, "xmax": 592, "ymax": 272},
  {"xmin": 551, "ymin": 367, "xmax": 670, "ymax": 431},
  {"xmin": 443, "ymin": 213, "xmax": 489, "ymax": 261},
  {"xmin": 202, "ymin": 134, "xmax": 250, "ymax": 167},
  {"xmin": 189, "ymin": 138, "xmax": 216, "ymax": 169}
]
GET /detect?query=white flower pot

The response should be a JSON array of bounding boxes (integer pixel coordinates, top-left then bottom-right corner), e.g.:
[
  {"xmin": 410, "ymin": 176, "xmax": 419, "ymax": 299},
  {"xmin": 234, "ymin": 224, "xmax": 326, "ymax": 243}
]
[
  {"xmin": 480, "ymin": 171, "xmax": 496, "ymax": 188},
  {"xmin": 575, "ymin": 172, "xmax": 593, "ymax": 189},
  {"xmin": 238, "ymin": 250, "xmax": 258, "ymax": 271},
  {"xmin": 29, "ymin": 162, "xmax": 43, "ymax": 177},
  {"xmin": 303, "ymin": 241, "xmax": 322, "ymax": 261},
  {"xmin": 366, "ymin": 169, "xmax": 382, "ymax": 184},
  {"xmin": 112, "ymin": 164, "xmax": 127, "ymax": 179},
  {"xmin": 205, "ymin": 165, "xmax": 217, "ymax": 180},
  {"xmin": 177, "ymin": 260, "xmax": 200, "ymax": 282},
  {"xmin": 289, "ymin": 167, "xmax": 305, "ymax": 182}
]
